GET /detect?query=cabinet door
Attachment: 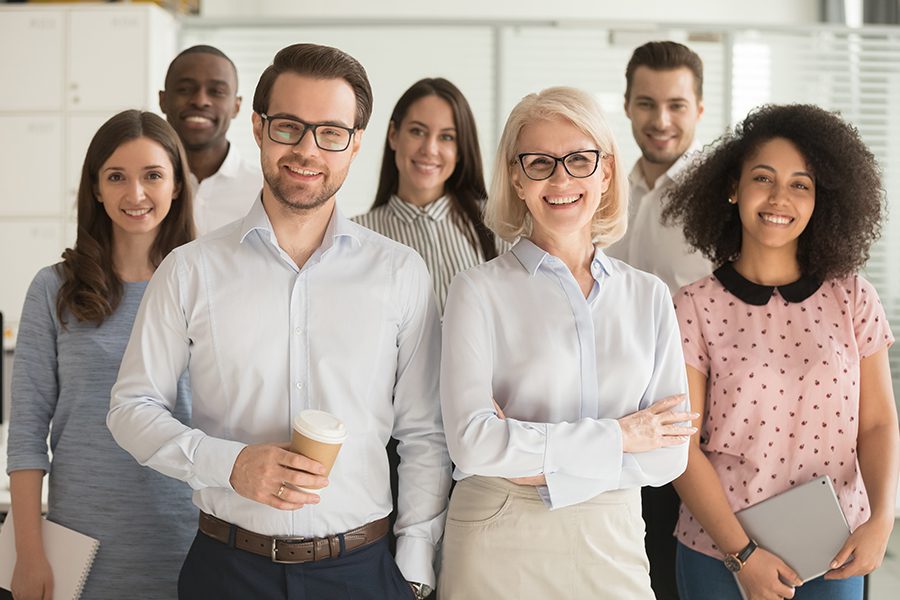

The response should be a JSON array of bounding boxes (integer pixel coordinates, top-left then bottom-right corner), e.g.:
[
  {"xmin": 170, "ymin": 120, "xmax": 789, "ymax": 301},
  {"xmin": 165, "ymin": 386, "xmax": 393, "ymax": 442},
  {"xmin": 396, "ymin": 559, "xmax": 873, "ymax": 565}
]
[
  {"xmin": 0, "ymin": 116, "xmax": 64, "ymax": 217},
  {"xmin": 0, "ymin": 11, "xmax": 64, "ymax": 111},
  {"xmin": 65, "ymin": 114, "xmax": 110, "ymax": 218},
  {"xmin": 0, "ymin": 221, "xmax": 64, "ymax": 326},
  {"xmin": 67, "ymin": 10, "xmax": 147, "ymax": 111}
]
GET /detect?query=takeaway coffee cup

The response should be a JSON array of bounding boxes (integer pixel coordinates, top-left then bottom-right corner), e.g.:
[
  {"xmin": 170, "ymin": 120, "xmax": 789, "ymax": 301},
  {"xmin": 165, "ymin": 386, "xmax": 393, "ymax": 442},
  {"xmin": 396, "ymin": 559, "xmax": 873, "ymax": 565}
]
[{"xmin": 290, "ymin": 409, "xmax": 348, "ymax": 491}]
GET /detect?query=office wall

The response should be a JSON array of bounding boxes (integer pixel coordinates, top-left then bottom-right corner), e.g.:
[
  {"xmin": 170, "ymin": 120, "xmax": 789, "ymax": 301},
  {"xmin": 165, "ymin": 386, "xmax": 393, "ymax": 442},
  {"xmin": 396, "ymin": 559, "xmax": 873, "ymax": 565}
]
[{"xmin": 200, "ymin": 0, "xmax": 821, "ymax": 25}]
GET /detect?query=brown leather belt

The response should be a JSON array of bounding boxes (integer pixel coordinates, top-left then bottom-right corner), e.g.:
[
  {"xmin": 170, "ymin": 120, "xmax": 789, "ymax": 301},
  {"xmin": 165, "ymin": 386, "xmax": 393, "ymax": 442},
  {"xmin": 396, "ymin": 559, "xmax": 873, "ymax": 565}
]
[{"xmin": 198, "ymin": 511, "xmax": 389, "ymax": 564}]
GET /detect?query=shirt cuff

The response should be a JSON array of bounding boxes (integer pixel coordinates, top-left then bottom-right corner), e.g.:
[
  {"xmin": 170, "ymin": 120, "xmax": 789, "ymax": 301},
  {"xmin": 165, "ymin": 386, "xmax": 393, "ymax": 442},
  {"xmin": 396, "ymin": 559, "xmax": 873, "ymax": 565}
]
[
  {"xmin": 544, "ymin": 472, "xmax": 616, "ymax": 509},
  {"xmin": 192, "ymin": 436, "xmax": 247, "ymax": 489},
  {"xmin": 6, "ymin": 454, "xmax": 51, "ymax": 476},
  {"xmin": 544, "ymin": 418, "xmax": 624, "ymax": 481},
  {"xmin": 395, "ymin": 535, "xmax": 436, "ymax": 589}
]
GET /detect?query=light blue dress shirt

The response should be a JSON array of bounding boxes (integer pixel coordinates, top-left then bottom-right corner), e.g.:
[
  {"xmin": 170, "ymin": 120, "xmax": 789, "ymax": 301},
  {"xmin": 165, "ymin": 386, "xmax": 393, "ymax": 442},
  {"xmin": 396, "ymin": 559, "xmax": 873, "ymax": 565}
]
[
  {"xmin": 109, "ymin": 197, "xmax": 451, "ymax": 586},
  {"xmin": 440, "ymin": 239, "xmax": 688, "ymax": 510}
]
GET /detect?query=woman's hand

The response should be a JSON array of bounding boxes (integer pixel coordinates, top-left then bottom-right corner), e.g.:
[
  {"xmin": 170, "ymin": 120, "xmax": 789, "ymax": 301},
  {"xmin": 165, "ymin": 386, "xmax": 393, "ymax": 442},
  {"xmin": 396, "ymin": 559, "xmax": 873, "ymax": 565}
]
[
  {"xmin": 492, "ymin": 399, "xmax": 547, "ymax": 486},
  {"xmin": 824, "ymin": 516, "xmax": 894, "ymax": 579},
  {"xmin": 11, "ymin": 550, "xmax": 54, "ymax": 600},
  {"xmin": 618, "ymin": 394, "xmax": 697, "ymax": 453},
  {"xmin": 735, "ymin": 547, "xmax": 803, "ymax": 600}
]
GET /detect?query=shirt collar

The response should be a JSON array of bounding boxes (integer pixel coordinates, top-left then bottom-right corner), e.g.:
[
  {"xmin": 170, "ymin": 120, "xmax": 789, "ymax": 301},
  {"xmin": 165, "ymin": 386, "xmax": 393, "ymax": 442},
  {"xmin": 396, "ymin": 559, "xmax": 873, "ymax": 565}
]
[
  {"xmin": 215, "ymin": 143, "xmax": 243, "ymax": 178},
  {"xmin": 628, "ymin": 141, "xmax": 702, "ymax": 193},
  {"xmin": 239, "ymin": 194, "xmax": 361, "ymax": 252},
  {"xmin": 714, "ymin": 262, "xmax": 821, "ymax": 306},
  {"xmin": 187, "ymin": 143, "xmax": 244, "ymax": 193},
  {"xmin": 511, "ymin": 238, "xmax": 612, "ymax": 281},
  {"xmin": 387, "ymin": 194, "xmax": 452, "ymax": 223}
]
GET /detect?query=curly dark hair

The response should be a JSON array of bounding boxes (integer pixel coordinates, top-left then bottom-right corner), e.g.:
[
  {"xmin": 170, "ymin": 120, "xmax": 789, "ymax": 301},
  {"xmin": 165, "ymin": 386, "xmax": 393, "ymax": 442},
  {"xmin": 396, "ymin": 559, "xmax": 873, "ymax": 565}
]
[{"xmin": 663, "ymin": 104, "xmax": 884, "ymax": 281}]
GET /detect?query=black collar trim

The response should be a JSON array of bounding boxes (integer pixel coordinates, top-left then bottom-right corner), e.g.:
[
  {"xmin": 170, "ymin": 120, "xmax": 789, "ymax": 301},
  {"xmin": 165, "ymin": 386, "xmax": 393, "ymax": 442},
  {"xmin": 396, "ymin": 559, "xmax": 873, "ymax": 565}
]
[{"xmin": 714, "ymin": 262, "xmax": 821, "ymax": 306}]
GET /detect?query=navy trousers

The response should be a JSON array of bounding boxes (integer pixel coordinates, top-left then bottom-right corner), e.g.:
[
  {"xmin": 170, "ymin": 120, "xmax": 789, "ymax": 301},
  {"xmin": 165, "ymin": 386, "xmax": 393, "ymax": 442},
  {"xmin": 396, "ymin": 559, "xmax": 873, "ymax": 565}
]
[{"xmin": 178, "ymin": 530, "xmax": 415, "ymax": 600}]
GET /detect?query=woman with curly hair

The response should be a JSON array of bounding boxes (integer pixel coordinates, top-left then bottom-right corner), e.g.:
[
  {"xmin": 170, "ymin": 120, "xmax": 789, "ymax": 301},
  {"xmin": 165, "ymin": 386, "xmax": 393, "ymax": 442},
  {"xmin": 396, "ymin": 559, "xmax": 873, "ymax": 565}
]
[
  {"xmin": 664, "ymin": 104, "xmax": 898, "ymax": 600},
  {"xmin": 7, "ymin": 110, "xmax": 195, "ymax": 600}
]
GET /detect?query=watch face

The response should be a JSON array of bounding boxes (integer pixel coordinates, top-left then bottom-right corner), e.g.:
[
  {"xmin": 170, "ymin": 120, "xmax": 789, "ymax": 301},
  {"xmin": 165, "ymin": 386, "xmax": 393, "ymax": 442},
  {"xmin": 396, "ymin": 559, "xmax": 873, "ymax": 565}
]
[{"xmin": 724, "ymin": 554, "xmax": 742, "ymax": 573}]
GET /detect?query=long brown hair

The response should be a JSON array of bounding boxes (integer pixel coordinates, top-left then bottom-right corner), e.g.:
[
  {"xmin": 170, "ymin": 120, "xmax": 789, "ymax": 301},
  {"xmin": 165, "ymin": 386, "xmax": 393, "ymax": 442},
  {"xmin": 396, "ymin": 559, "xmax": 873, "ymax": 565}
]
[
  {"xmin": 372, "ymin": 78, "xmax": 497, "ymax": 261},
  {"xmin": 56, "ymin": 110, "xmax": 194, "ymax": 326}
]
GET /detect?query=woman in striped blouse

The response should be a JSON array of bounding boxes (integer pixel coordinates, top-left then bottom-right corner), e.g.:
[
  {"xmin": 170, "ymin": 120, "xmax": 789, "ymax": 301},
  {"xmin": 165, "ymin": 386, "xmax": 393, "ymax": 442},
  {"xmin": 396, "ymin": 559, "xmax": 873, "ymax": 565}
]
[{"xmin": 353, "ymin": 77, "xmax": 503, "ymax": 311}]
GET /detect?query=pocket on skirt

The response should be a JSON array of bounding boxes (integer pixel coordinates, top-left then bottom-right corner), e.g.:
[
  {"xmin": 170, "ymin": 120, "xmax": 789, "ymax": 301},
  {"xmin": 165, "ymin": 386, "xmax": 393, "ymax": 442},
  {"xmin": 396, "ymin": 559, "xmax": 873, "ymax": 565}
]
[{"xmin": 446, "ymin": 480, "xmax": 513, "ymax": 527}]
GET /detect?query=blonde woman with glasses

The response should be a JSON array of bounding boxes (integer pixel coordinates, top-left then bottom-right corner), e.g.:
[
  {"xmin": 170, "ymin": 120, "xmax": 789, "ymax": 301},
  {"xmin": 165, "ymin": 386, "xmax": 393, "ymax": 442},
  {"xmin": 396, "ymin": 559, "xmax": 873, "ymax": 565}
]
[{"xmin": 438, "ymin": 87, "xmax": 698, "ymax": 599}]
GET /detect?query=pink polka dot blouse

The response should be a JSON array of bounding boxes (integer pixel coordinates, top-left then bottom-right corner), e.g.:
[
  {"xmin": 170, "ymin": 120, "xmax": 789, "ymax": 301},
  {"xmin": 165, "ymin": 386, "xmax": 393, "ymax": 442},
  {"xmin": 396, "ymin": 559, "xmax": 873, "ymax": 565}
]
[{"xmin": 673, "ymin": 265, "xmax": 894, "ymax": 559}]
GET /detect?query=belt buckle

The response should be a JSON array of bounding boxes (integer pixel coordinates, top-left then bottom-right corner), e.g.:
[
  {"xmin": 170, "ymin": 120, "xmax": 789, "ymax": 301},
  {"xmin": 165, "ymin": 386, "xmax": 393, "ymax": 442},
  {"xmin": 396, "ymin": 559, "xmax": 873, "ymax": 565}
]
[{"xmin": 271, "ymin": 536, "xmax": 305, "ymax": 564}]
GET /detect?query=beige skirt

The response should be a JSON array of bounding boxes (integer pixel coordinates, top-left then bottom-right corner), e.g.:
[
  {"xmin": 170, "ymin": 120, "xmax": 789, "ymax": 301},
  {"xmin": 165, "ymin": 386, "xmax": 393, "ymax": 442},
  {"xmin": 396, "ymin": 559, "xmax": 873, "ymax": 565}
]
[{"xmin": 438, "ymin": 476, "xmax": 653, "ymax": 600}]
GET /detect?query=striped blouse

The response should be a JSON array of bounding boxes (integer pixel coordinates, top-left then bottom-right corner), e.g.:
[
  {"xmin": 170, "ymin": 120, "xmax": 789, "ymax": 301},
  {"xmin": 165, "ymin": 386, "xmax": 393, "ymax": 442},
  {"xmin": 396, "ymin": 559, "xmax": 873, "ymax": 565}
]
[{"xmin": 353, "ymin": 195, "xmax": 506, "ymax": 312}]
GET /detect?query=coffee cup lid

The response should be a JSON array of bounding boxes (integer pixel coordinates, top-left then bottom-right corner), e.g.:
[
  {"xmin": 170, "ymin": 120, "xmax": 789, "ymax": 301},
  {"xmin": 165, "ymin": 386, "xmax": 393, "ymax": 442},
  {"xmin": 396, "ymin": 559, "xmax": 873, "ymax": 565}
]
[{"xmin": 293, "ymin": 409, "xmax": 347, "ymax": 443}]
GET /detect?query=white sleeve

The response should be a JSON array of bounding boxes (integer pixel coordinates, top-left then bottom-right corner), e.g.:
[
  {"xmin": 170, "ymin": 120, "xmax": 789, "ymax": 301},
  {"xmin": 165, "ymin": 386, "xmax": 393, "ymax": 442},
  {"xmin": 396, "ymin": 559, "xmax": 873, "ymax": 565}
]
[{"xmin": 107, "ymin": 251, "xmax": 245, "ymax": 490}]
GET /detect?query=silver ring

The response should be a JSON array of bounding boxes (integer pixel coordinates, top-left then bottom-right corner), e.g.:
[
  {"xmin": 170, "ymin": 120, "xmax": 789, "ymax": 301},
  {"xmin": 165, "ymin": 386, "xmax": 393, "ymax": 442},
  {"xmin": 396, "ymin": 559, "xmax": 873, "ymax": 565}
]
[{"xmin": 276, "ymin": 483, "xmax": 286, "ymax": 498}]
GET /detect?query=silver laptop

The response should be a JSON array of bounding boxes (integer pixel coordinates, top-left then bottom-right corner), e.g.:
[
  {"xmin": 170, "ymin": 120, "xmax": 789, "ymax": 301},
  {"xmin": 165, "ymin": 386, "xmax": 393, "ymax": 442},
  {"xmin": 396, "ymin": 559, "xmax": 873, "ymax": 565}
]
[{"xmin": 736, "ymin": 475, "xmax": 850, "ymax": 583}]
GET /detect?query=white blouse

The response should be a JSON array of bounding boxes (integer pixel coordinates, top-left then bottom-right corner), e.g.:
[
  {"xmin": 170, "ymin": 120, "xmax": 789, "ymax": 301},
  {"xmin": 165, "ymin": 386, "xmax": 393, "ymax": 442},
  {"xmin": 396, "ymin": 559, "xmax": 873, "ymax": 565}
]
[{"xmin": 440, "ymin": 239, "xmax": 689, "ymax": 509}]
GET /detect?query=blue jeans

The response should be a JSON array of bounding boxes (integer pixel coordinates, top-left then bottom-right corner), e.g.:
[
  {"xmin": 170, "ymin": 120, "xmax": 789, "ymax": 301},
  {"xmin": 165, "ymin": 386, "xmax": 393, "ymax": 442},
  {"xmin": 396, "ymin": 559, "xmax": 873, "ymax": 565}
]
[{"xmin": 676, "ymin": 542, "xmax": 863, "ymax": 600}]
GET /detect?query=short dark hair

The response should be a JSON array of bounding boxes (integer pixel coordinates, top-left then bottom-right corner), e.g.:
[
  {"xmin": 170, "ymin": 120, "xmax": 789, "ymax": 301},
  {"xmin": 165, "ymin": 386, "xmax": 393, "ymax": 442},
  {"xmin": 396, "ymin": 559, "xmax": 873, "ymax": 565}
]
[
  {"xmin": 165, "ymin": 45, "xmax": 238, "ymax": 89},
  {"xmin": 371, "ymin": 78, "xmax": 497, "ymax": 261},
  {"xmin": 625, "ymin": 41, "xmax": 704, "ymax": 101},
  {"xmin": 663, "ymin": 104, "xmax": 884, "ymax": 281},
  {"xmin": 252, "ymin": 44, "xmax": 373, "ymax": 129}
]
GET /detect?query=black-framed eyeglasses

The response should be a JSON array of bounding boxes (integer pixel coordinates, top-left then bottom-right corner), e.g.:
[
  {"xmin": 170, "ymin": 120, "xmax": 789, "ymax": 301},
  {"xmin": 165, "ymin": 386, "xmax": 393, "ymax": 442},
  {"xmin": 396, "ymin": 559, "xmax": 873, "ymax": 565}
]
[
  {"xmin": 260, "ymin": 113, "xmax": 356, "ymax": 152},
  {"xmin": 516, "ymin": 149, "xmax": 604, "ymax": 181}
]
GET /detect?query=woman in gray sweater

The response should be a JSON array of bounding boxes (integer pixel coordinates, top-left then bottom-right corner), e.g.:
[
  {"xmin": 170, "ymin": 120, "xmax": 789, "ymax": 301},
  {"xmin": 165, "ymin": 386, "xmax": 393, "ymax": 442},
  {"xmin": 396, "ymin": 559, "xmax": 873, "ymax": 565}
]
[{"xmin": 7, "ymin": 110, "xmax": 195, "ymax": 600}]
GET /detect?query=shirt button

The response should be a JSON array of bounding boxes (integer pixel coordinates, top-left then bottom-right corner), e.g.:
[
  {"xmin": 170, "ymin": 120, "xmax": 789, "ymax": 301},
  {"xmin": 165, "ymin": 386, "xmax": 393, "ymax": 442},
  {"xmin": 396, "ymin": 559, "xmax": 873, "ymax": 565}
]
[
  {"xmin": 294, "ymin": 327, "xmax": 302, "ymax": 335},
  {"xmin": 296, "ymin": 382, "xmax": 303, "ymax": 390}
]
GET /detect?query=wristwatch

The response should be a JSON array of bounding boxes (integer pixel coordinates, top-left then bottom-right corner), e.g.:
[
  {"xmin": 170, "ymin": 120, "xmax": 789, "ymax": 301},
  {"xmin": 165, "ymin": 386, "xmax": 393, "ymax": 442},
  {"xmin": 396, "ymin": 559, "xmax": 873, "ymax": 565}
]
[
  {"xmin": 409, "ymin": 582, "xmax": 432, "ymax": 599},
  {"xmin": 723, "ymin": 540, "xmax": 758, "ymax": 573}
]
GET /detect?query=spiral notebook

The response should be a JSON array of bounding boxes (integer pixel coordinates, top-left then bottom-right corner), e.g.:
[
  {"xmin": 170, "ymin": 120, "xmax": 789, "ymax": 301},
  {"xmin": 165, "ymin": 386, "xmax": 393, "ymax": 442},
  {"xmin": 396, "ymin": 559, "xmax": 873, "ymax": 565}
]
[{"xmin": 0, "ymin": 511, "xmax": 99, "ymax": 600}]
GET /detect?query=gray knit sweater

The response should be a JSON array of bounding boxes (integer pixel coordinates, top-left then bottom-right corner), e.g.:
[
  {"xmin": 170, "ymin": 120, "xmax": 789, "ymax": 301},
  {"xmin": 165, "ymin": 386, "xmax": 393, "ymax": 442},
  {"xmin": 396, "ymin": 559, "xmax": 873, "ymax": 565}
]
[{"xmin": 7, "ymin": 265, "xmax": 195, "ymax": 600}]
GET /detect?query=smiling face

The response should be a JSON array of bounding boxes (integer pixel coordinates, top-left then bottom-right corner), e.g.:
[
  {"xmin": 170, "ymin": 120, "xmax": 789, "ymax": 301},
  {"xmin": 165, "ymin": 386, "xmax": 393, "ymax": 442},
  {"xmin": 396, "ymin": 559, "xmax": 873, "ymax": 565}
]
[
  {"xmin": 159, "ymin": 52, "xmax": 240, "ymax": 152},
  {"xmin": 95, "ymin": 137, "xmax": 179, "ymax": 241},
  {"xmin": 511, "ymin": 117, "xmax": 611, "ymax": 244},
  {"xmin": 735, "ymin": 137, "xmax": 815, "ymax": 259},
  {"xmin": 625, "ymin": 66, "xmax": 703, "ymax": 175},
  {"xmin": 389, "ymin": 95, "xmax": 458, "ymax": 206},
  {"xmin": 253, "ymin": 72, "xmax": 362, "ymax": 214}
]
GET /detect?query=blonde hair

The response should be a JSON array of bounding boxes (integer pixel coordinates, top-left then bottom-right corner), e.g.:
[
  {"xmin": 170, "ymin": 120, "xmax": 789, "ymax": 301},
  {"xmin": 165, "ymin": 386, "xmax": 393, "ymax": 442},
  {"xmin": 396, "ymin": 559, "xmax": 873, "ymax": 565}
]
[{"xmin": 485, "ymin": 86, "xmax": 628, "ymax": 246}]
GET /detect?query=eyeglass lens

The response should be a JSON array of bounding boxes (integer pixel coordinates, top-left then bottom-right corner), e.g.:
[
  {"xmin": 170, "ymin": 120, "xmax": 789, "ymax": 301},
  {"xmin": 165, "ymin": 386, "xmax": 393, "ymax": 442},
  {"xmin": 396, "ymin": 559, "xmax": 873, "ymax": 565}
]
[
  {"xmin": 521, "ymin": 151, "xmax": 599, "ymax": 180},
  {"xmin": 268, "ymin": 117, "xmax": 352, "ymax": 151}
]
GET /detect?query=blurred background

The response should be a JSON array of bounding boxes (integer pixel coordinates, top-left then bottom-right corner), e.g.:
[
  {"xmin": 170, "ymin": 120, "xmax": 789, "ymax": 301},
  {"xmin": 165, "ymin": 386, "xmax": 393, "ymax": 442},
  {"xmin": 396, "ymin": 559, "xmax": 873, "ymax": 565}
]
[{"xmin": 0, "ymin": 0, "xmax": 899, "ymax": 595}]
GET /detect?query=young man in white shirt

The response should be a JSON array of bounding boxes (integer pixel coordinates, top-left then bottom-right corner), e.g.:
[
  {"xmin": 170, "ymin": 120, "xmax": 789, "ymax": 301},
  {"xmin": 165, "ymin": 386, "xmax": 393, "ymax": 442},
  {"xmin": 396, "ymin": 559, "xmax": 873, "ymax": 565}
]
[
  {"xmin": 111, "ymin": 43, "xmax": 448, "ymax": 600},
  {"xmin": 606, "ymin": 40, "xmax": 711, "ymax": 600},
  {"xmin": 159, "ymin": 45, "xmax": 262, "ymax": 235}
]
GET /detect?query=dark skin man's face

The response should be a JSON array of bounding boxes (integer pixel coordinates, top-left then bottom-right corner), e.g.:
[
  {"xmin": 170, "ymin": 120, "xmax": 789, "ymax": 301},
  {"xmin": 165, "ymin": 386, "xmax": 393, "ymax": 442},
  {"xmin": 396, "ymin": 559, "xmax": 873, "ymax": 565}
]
[{"xmin": 159, "ymin": 53, "xmax": 241, "ymax": 152}]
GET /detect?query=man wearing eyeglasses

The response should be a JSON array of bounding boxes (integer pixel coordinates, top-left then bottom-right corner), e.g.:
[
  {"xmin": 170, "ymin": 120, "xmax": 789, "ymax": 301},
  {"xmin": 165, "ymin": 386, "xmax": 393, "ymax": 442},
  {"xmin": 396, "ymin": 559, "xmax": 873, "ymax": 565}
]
[
  {"xmin": 605, "ymin": 41, "xmax": 712, "ymax": 600},
  {"xmin": 109, "ymin": 43, "xmax": 449, "ymax": 600},
  {"xmin": 159, "ymin": 45, "xmax": 262, "ymax": 235}
]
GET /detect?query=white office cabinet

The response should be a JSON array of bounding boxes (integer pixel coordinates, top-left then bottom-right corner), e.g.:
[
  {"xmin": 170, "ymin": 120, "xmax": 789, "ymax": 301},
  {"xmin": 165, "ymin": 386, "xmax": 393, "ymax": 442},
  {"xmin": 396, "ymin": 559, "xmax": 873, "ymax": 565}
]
[
  {"xmin": 0, "ymin": 221, "xmax": 64, "ymax": 323},
  {"xmin": 0, "ymin": 116, "xmax": 64, "ymax": 217},
  {"xmin": 0, "ymin": 12, "xmax": 65, "ymax": 111},
  {"xmin": 67, "ymin": 10, "xmax": 170, "ymax": 111},
  {"xmin": 66, "ymin": 114, "xmax": 114, "ymax": 215},
  {"xmin": 0, "ymin": 4, "xmax": 177, "ymax": 334}
]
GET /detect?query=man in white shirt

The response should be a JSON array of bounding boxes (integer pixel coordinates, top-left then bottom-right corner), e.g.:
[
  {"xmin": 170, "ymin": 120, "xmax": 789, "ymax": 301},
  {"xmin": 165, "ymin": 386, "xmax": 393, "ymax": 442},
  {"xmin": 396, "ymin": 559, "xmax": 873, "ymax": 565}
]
[
  {"xmin": 605, "ymin": 41, "xmax": 711, "ymax": 600},
  {"xmin": 159, "ymin": 45, "xmax": 262, "ymax": 235},
  {"xmin": 607, "ymin": 41, "xmax": 711, "ymax": 297},
  {"xmin": 110, "ymin": 43, "xmax": 449, "ymax": 600}
]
